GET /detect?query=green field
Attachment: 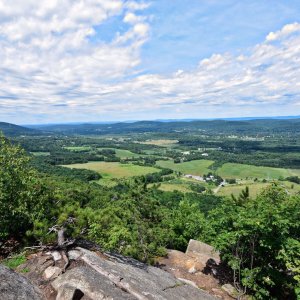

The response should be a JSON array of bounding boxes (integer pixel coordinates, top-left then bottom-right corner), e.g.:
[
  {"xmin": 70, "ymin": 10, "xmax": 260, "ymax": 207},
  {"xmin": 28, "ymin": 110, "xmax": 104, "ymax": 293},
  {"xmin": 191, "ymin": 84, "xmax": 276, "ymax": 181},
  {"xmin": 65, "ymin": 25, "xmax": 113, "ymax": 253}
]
[
  {"xmin": 218, "ymin": 182, "xmax": 270, "ymax": 198},
  {"xmin": 63, "ymin": 161, "xmax": 159, "ymax": 186},
  {"xmin": 217, "ymin": 163, "xmax": 300, "ymax": 180},
  {"xmin": 218, "ymin": 181, "xmax": 300, "ymax": 198},
  {"xmin": 157, "ymin": 159, "xmax": 300, "ymax": 180},
  {"xmin": 30, "ymin": 152, "xmax": 50, "ymax": 156},
  {"xmin": 64, "ymin": 146, "xmax": 91, "ymax": 152},
  {"xmin": 152, "ymin": 182, "xmax": 192, "ymax": 193},
  {"xmin": 149, "ymin": 177, "xmax": 208, "ymax": 193},
  {"xmin": 156, "ymin": 159, "xmax": 214, "ymax": 175},
  {"xmin": 115, "ymin": 149, "xmax": 141, "ymax": 159},
  {"xmin": 139, "ymin": 139, "xmax": 179, "ymax": 147},
  {"xmin": 98, "ymin": 148, "xmax": 141, "ymax": 159}
]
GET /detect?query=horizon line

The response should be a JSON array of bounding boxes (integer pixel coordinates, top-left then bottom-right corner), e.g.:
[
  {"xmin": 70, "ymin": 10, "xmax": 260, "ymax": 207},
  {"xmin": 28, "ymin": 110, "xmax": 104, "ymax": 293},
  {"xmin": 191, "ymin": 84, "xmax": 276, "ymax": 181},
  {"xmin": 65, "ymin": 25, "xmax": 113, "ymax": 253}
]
[{"xmin": 20, "ymin": 115, "xmax": 300, "ymax": 127}]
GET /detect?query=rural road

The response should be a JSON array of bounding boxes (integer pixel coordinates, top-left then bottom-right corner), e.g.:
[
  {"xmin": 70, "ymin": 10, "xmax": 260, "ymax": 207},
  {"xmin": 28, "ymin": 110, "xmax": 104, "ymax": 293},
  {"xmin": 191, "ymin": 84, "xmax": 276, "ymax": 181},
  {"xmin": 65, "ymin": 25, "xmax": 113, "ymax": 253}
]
[{"xmin": 213, "ymin": 180, "xmax": 226, "ymax": 194}]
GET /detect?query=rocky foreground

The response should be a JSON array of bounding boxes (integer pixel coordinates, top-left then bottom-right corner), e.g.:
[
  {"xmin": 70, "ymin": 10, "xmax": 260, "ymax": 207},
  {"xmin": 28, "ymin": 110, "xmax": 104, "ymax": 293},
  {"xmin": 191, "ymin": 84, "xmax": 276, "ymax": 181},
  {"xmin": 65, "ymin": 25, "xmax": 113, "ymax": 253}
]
[{"xmin": 0, "ymin": 244, "xmax": 221, "ymax": 300}]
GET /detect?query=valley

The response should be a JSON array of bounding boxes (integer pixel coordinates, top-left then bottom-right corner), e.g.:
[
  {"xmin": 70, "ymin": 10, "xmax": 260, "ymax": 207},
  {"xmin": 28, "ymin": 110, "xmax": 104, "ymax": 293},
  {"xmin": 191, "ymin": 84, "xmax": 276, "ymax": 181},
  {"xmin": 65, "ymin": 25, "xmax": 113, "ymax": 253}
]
[
  {"xmin": 1, "ymin": 118, "xmax": 300, "ymax": 299},
  {"xmin": 6, "ymin": 118, "xmax": 299, "ymax": 197}
]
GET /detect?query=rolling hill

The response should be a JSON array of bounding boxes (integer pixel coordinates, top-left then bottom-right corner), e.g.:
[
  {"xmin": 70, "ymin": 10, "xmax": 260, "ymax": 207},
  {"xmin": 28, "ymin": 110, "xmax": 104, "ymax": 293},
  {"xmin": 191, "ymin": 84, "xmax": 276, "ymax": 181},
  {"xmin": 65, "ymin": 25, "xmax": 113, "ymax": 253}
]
[
  {"xmin": 29, "ymin": 118, "xmax": 300, "ymax": 136},
  {"xmin": 0, "ymin": 122, "xmax": 42, "ymax": 137}
]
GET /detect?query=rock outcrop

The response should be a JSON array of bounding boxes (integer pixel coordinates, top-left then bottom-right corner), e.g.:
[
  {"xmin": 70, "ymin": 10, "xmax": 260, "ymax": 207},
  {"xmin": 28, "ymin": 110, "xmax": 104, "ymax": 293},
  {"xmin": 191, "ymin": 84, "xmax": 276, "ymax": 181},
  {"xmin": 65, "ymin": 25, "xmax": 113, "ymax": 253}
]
[
  {"xmin": 0, "ymin": 264, "xmax": 43, "ymax": 300},
  {"xmin": 158, "ymin": 240, "xmax": 234, "ymax": 299},
  {"xmin": 8, "ymin": 246, "xmax": 217, "ymax": 300},
  {"xmin": 186, "ymin": 239, "xmax": 220, "ymax": 264}
]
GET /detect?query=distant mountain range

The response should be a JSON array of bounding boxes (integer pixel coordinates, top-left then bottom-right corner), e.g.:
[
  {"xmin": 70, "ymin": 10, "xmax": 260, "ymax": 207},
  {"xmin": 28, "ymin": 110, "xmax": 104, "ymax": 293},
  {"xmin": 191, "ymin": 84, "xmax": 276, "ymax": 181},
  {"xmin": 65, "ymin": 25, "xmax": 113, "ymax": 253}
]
[
  {"xmin": 22, "ymin": 118, "xmax": 300, "ymax": 136},
  {"xmin": 1, "ymin": 116, "xmax": 300, "ymax": 137},
  {"xmin": 24, "ymin": 115, "xmax": 300, "ymax": 127}
]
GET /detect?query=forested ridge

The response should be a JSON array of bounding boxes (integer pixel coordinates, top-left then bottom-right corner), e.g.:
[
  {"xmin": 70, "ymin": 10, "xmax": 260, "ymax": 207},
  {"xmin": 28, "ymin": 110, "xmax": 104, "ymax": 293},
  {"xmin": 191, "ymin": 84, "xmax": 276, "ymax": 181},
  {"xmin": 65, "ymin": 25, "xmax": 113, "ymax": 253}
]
[
  {"xmin": 2, "ymin": 118, "xmax": 300, "ymax": 137},
  {"xmin": 0, "ymin": 133, "xmax": 300, "ymax": 299},
  {"xmin": 27, "ymin": 118, "xmax": 300, "ymax": 136},
  {"xmin": 3, "ymin": 118, "xmax": 300, "ymax": 170}
]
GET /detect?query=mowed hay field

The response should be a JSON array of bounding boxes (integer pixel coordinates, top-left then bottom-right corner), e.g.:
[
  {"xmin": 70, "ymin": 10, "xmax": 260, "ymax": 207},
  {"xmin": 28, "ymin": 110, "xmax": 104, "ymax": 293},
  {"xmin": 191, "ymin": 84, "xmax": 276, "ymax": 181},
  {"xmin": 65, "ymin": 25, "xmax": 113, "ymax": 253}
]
[
  {"xmin": 30, "ymin": 151, "xmax": 50, "ymax": 156},
  {"xmin": 140, "ymin": 139, "xmax": 179, "ymax": 147},
  {"xmin": 114, "ymin": 149, "xmax": 141, "ymax": 159},
  {"xmin": 152, "ymin": 183, "xmax": 192, "ymax": 193},
  {"xmin": 63, "ymin": 161, "xmax": 159, "ymax": 185},
  {"xmin": 156, "ymin": 159, "xmax": 300, "ymax": 180},
  {"xmin": 218, "ymin": 181, "xmax": 300, "ymax": 198},
  {"xmin": 156, "ymin": 159, "xmax": 214, "ymax": 176},
  {"xmin": 217, "ymin": 163, "xmax": 300, "ymax": 180},
  {"xmin": 149, "ymin": 177, "xmax": 208, "ymax": 193},
  {"xmin": 64, "ymin": 146, "xmax": 91, "ymax": 152},
  {"xmin": 218, "ymin": 182, "xmax": 270, "ymax": 198},
  {"xmin": 98, "ymin": 148, "xmax": 141, "ymax": 159}
]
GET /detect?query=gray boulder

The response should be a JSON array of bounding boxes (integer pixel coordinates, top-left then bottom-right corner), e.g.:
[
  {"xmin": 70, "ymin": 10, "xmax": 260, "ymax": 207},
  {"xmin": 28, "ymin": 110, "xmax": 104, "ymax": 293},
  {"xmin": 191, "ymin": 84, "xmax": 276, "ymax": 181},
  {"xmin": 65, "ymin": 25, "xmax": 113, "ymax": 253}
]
[
  {"xmin": 52, "ymin": 247, "xmax": 217, "ymax": 300},
  {"xmin": 0, "ymin": 264, "xmax": 43, "ymax": 300},
  {"xmin": 52, "ymin": 266, "xmax": 135, "ymax": 300},
  {"xmin": 186, "ymin": 239, "xmax": 220, "ymax": 264}
]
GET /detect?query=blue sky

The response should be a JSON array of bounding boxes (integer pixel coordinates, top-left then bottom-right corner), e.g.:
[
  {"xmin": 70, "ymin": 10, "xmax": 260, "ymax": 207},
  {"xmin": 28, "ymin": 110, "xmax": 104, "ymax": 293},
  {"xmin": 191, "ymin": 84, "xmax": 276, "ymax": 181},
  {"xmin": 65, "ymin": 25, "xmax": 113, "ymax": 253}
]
[
  {"xmin": 141, "ymin": 0, "xmax": 300, "ymax": 73},
  {"xmin": 0, "ymin": 0, "xmax": 300, "ymax": 124}
]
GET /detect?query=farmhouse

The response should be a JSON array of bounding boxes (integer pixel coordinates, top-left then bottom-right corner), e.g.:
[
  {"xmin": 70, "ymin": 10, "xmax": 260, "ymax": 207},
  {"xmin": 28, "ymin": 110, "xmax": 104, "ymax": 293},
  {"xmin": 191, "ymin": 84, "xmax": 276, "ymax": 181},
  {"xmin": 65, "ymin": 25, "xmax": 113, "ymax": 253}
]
[{"xmin": 182, "ymin": 151, "xmax": 190, "ymax": 155}]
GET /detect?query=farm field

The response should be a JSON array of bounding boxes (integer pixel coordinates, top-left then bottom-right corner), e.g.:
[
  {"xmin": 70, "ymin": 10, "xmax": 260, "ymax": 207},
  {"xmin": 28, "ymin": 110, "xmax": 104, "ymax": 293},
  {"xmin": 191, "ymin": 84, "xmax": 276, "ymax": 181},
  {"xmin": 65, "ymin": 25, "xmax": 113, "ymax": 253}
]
[
  {"xmin": 157, "ymin": 159, "xmax": 300, "ymax": 180},
  {"xmin": 218, "ymin": 182, "xmax": 270, "ymax": 198},
  {"xmin": 149, "ymin": 177, "xmax": 209, "ymax": 193},
  {"xmin": 218, "ymin": 181, "xmax": 300, "ymax": 198},
  {"xmin": 64, "ymin": 146, "xmax": 91, "ymax": 152},
  {"xmin": 98, "ymin": 148, "xmax": 141, "ymax": 159},
  {"xmin": 139, "ymin": 139, "xmax": 179, "ymax": 147},
  {"xmin": 63, "ymin": 161, "xmax": 159, "ymax": 186},
  {"xmin": 156, "ymin": 159, "xmax": 214, "ymax": 176},
  {"xmin": 152, "ymin": 182, "xmax": 192, "ymax": 193},
  {"xmin": 217, "ymin": 163, "xmax": 300, "ymax": 180},
  {"xmin": 30, "ymin": 151, "xmax": 50, "ymax": 156}
]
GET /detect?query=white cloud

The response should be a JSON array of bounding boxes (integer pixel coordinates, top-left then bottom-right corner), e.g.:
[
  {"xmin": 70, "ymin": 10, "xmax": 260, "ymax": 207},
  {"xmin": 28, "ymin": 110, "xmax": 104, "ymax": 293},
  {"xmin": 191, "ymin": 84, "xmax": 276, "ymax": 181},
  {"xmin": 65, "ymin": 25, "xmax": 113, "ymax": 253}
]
[
  {"xmin": 266, "ymin": 22, "xmax": 300, "ymax": 41},
  {"xmin": 0, "ymin": 2, "xmax": 299, "ymax": 124},
  {"xmin": 100, "ymin": 23, "xmax": 300, "ymax": 115},
  {"xmin": 124, "ymin": 1, "xmax": 150, "ymax": 11},
  {"xmin": 123, "ymin": 12, "xmax": 146, "ymax": 24},
  {"xmin": 0, "ymin": 0, "xmax": 151, "ymax": 122}
]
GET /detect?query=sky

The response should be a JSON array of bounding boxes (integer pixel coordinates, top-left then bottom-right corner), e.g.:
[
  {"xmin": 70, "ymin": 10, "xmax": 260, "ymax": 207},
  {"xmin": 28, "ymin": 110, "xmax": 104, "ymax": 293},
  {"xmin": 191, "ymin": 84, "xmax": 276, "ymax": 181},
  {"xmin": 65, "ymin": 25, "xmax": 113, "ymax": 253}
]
[{"xmin": 0, "ymin": 0, "xmax": 300, "ymax": 124}]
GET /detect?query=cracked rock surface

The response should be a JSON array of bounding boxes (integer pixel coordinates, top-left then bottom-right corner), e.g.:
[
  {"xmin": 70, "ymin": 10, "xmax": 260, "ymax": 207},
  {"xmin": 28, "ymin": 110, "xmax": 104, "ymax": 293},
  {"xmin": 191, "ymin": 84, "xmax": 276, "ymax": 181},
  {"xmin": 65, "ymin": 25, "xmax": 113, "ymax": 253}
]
[
  {"xmin": 0, "ymin": 264, "xmax": 43, "ymax": 300},
  {"xmin": 5, "ymin": 247, "xmax": 217, "ymax": 299},
  {"xmin": 52, "ymin": 247, "xmax": 217, "ymax": 300}
]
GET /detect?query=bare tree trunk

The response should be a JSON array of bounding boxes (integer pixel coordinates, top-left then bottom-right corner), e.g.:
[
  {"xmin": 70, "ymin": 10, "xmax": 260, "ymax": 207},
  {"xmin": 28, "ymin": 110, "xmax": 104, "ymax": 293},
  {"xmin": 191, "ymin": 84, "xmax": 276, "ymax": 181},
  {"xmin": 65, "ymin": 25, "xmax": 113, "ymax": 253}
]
[{"xmin": 57, "ymin": 228, "xmax": 65, "ymax": 247}]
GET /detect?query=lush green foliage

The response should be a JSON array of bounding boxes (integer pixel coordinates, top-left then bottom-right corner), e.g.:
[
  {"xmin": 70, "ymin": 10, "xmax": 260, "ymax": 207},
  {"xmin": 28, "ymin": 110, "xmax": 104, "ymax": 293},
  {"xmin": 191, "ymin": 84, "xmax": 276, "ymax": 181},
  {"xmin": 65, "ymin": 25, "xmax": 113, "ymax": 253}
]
[
  {"xmin": 205, "ymin": 185, "xmax": 300, "ymax": 299},
  {"xmin": 0, "ymin": 136, "xmax": 50, "ymax": 241},
  {"xmin": 286, "ymin": 176, "xmax": 300, "ymax": 184},
  {"xmin": 30, "ymin": 159, "xmax": 101, "ymax": 182}
]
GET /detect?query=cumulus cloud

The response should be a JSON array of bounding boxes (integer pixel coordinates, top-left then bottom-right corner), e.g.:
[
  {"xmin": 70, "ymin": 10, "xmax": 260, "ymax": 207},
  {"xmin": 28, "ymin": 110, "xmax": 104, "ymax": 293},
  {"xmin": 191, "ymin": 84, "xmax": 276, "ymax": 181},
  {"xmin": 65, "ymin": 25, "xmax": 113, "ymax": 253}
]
[
  {"xmin": 93, "ymin": 23, "xmax": 300, "ymax": 120},
  {"xmin": 103, "ymin": 23, "xmax": 300, "ymax": 113},
  {"xmin": 123, "ymin": 12, "xmax": 146, "ymax": 24},
  {"xmin": 0, "ymin": 0, "xmax": 151, "ymax": 122},
  {"xmin": 124, "ymin": 1, "xmax": 150, "ymax": 11},
  {"xmin": 0, "ymin": 1, "xmax": 299, "ymax": 123},
  {"xmin": 266, "ymin": 22, "xmax": 300, "ymax": 41}
]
